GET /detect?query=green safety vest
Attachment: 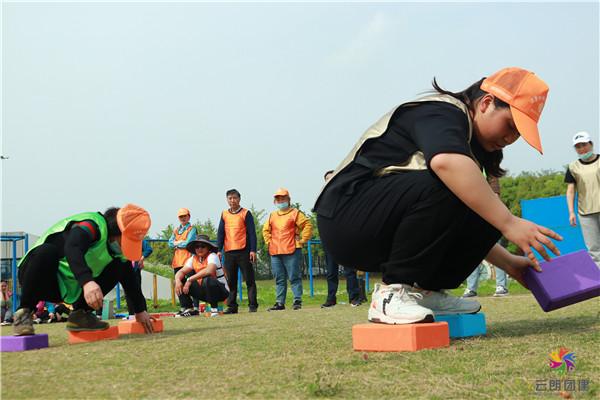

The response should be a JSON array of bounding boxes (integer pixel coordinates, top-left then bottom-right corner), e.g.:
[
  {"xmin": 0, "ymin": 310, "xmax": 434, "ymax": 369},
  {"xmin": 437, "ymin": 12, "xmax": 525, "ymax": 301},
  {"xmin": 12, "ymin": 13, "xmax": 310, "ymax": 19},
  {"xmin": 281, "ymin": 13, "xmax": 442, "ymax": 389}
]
[{"xmin": 19, "ymin": 212, "xmax": 117, "ymax": 304}]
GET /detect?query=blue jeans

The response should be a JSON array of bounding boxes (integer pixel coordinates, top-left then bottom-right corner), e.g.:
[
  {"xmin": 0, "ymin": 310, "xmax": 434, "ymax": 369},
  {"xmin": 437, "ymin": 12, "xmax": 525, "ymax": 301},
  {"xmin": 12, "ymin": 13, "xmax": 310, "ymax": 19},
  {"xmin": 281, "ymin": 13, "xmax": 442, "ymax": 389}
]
[
  {"xmin": 271, "ymin": 249, "xmax": 303, "ymax": 303},
  {"xmin": 466, "ymin": 264, "xmax": 508, "ymax": 291},
  {"xmin": 325, "ymin": 249, "xmax": 359, "ymax": 302}
]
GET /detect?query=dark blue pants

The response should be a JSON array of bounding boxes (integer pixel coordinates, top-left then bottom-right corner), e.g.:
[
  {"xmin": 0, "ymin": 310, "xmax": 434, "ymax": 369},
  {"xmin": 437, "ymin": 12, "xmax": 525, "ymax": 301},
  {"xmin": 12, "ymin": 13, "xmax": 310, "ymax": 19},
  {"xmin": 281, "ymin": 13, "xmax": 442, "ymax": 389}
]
[{"xmin": 325, "ymin": 249, "xmax": 359, "ymax": 303}]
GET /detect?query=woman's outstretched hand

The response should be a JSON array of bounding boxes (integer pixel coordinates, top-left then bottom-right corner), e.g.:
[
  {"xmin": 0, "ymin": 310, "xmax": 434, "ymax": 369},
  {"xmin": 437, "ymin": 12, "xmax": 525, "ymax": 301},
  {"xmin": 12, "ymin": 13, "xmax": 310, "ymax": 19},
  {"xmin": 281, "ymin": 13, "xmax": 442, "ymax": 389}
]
[{"xmin": 502, "ymin": 216, "xmax": 562, "ymax": 269}]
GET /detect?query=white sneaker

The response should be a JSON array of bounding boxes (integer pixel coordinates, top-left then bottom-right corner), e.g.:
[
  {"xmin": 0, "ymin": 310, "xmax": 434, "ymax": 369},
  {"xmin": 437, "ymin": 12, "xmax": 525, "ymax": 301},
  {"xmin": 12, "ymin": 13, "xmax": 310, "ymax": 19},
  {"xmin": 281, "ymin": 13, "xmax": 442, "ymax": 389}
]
[
  {"xmin": 493, "ymin": 286, "xmax": 509, "ymax": 297},
  {"xmin": 416, "ymin": 289, "xmax": 481, "ymax": 315},
  {"xmin": 209, "ymin": 312, "xmax": 219, "ymax": 317},
  {"xmin": 368, "ymin": 283, "xmax": 434, "ymax": 324},
  {"xmin": 175, "ymin": 308, "xmax": 195, "ymax": 318}
]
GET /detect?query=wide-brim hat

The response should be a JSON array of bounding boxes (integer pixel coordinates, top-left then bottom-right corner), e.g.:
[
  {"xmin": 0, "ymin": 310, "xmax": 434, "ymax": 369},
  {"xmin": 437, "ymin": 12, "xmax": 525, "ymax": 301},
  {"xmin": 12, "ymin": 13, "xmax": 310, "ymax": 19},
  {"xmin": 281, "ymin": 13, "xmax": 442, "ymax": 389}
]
[{"xmin": 186, "ymin": 234, "xmax": 218, "ymax": 253}]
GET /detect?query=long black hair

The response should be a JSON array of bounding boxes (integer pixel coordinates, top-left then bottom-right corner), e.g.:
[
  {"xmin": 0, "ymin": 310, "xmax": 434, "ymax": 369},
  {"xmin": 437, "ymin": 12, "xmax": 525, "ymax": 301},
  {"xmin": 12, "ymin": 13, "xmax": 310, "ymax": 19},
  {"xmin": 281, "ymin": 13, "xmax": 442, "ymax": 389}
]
[
  {"xmin": 431, "ymin": 77, "xmax": 507, "ymax": 178},
  {"xmin": 103, "ymin": 207, "xmax": 121, "ymax": 238}
]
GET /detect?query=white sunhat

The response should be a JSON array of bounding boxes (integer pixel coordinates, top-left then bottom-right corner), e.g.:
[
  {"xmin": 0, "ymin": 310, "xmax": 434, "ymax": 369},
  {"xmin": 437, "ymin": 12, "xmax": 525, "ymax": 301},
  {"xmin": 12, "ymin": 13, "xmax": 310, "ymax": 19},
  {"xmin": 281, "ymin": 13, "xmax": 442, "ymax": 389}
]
[{"xmin": 572, "ymin": 131, "xmax": 592, "ymax": 146}]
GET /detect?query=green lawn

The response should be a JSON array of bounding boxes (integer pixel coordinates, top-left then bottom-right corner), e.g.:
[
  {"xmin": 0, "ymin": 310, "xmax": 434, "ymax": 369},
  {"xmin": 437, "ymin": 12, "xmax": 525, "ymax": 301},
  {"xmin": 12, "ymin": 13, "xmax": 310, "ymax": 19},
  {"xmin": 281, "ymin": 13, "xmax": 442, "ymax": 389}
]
[{"xmin": 2, "ymin": 279, "xmax": 598, "ymax": 399}]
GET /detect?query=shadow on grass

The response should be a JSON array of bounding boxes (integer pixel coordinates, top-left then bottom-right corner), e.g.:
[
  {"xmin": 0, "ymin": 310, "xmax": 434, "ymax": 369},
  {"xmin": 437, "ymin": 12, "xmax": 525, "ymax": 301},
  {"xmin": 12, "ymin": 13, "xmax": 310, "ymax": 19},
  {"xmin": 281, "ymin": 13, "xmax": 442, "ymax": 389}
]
[
  {"xmin": 486, "ymin": 315, "xmax": 600, "ymax": 338},
  {"xmin": 139, "ymin": 321, "xmax": 253, "ymax": 338}
]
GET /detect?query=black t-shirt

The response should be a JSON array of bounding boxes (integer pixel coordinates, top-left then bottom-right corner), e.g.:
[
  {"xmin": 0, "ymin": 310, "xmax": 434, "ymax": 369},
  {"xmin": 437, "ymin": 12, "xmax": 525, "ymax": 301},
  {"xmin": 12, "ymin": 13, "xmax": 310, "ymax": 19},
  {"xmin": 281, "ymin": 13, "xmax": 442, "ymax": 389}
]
[
  {"xmin": 564, "ymin": 154, "xmax": 600, "ymax": 183},
  {"xmin": 315, "ymin": 101, "xmax": 489, "ymax": 217}
]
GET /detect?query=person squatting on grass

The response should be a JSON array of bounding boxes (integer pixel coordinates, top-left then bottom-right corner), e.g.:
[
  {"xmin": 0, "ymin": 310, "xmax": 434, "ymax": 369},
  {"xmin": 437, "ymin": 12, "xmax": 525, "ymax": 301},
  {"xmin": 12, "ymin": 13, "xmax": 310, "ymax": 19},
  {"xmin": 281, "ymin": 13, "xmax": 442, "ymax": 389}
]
[
  {"xmin": 217, "ymin": 189, "xmax": 259, "ymax": 314},
  {"xmin": 263, "ymin": 188, "xmax": 313, "ymax": 311},
  {"xmin": 169, "ymin": 208, "xmax": 198, "ymax": 315},
  {"xmin": 314, "ymin": 67, "xmax": 562, "ymax": 324},
  {"xmin": 174, "ymin": 235, "xmax": 230, "ymax": 317},
  {"xmin": 13, "ymin": 204, "xmax": 155, "ymax": 335},
  {"xmin": 565, "ymin": 130, "xmax": 600, "ymax": 268}
]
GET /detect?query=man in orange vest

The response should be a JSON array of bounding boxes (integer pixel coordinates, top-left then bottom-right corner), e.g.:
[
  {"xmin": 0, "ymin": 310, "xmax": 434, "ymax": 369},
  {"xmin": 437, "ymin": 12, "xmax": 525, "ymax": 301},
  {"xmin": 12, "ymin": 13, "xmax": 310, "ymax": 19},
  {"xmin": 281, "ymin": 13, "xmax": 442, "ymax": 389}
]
[
  {"xmin": 217, "ymin": 189, "xmax": 259, "ymax": 314},
  {"xmin": 168, "ymin": 208, "xmax": 198, "ymax": 315},
  {"xmin": 262, "ymin": 188, "xmax": 313, "ymax": 311}
]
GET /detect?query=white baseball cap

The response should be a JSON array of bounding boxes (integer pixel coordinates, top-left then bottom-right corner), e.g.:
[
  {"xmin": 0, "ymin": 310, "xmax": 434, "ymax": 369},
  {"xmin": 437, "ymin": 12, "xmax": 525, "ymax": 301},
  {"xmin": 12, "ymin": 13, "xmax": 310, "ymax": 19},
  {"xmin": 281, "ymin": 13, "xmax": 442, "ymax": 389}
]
[{"xmin": 572, "ymin": 131, "xmax": 592, "ymax": 146}]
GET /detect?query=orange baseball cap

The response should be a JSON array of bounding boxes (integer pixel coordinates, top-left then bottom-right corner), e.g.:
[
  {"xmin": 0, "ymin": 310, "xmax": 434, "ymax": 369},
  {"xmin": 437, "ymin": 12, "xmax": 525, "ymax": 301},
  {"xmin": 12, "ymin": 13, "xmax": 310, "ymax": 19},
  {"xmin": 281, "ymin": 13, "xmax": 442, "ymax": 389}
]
[
  {"xmin": 273, "ymin": 188, "xmax": 290, "ymax": 197},
  {"xmin": 480, "ymin": 67, "xmax": 549, "ymax": 154},
  {"xmin": 177, "ymin": 208, "xmax": 190, "ymax": 217},
  {"xmin": 117, "ymin": 204, "xmax": 151, "ymax": 261}
]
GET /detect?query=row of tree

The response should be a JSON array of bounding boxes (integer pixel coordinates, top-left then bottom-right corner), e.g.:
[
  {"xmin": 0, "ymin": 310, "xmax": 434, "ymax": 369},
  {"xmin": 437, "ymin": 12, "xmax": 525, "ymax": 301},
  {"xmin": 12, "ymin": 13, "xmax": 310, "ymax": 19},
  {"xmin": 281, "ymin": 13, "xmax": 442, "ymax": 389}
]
[{"xmin": 146, "ymin": 170, "xmax": 568, "ymax": 277}]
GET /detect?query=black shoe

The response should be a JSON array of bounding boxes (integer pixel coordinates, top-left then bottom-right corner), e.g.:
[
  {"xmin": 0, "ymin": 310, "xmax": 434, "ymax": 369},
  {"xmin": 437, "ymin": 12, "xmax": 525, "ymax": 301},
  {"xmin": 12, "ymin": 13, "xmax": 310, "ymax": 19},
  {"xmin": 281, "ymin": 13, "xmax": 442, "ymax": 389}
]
[
  {"xmin": 321, "ymin": 300, "xmax": 336, "ymax": 308},
  {"xmin": 268, "ymin": 303, "xmax": 285, "ymax": 311},
  {"xmin": 248, "ymin": 307, "xmax": 258, "ymax": 313},
  {"xmin": 175, "ymin": 308, "xmax": 199, "ymax": 318},
  {"xmin": 292, "ymin": 300, "xmax": 302, "ymax": 310},
  {"xmin": 223, "ymin": 308, "xmax": 238, "ymax": 315},
  {"xmin": 66, "ymin": 309, "xmax": 110, "ymax": 331},
  {"xmin": 350, "ymin": 299, "xmax": 362, "ymax": 307}
]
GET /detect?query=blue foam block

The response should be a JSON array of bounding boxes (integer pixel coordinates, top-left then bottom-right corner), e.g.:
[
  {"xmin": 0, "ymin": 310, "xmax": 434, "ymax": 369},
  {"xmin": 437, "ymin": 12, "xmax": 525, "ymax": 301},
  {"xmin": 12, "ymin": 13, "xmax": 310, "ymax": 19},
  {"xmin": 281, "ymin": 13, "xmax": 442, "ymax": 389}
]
[{"xmin": 434, "ymin": 313, "xmax": 486, "ymax": 338}]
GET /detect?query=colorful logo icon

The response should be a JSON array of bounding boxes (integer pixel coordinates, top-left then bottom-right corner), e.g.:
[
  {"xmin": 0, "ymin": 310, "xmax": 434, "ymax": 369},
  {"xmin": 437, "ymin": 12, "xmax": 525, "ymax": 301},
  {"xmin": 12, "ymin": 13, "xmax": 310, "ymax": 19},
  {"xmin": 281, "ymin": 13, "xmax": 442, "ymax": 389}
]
[{"xmin": 548, "ymin": 348, "xmax": 576, "ymax": 374}]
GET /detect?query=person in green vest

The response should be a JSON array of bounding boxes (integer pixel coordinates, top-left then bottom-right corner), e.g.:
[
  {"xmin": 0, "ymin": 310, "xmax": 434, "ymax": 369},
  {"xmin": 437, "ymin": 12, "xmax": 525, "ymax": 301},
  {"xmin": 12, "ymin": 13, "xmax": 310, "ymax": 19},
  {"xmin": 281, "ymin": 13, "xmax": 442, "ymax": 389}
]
[{"xmin": 13, "ymin": 204, "xmax": 155, "ymax": 336}]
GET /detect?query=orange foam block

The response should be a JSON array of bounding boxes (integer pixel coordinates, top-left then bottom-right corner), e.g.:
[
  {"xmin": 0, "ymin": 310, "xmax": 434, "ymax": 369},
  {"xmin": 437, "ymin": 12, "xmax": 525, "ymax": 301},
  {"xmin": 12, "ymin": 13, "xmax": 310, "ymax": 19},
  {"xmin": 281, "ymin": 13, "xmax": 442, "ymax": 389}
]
[
  {"xmin": 118, "ymin": 319, "xmax": 164, "ymax": 335},
  {"xmin": 150, "ymin": 312, "xmax": 175, "ymax": 318},
  {"xmin": 352, "ymin": 322, "xmax": 449, "ymax": 352},
  {"xmin": 67, "ymin": 326, "xmax": 119, "ymax": 344}
]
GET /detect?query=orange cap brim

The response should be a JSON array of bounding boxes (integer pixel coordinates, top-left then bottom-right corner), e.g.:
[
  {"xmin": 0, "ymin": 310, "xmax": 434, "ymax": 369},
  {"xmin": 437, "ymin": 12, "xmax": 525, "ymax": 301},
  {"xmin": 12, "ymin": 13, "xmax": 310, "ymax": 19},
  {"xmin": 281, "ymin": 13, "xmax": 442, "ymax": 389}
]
[
  {"xmin": 121, "ymin": 235, "xmax": 143, "ymax": 261},
  {"xmin": 511, "ymin": 105, "xmax": 543, "ymax": 154}
]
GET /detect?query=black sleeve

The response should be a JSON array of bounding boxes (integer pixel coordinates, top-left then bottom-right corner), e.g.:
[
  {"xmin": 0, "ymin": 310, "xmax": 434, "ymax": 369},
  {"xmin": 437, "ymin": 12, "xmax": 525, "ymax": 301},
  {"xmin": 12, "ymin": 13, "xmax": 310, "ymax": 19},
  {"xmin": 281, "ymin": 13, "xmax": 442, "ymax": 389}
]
[
  {"xmin": 245, "ymin": 211, "xmax": 257, "ymax": 253},
  {"xmin": 118, "ymin": 262, "xmax": 147, "ymax": 313},
  {"xmin": 216, "ymin": 215, "xmax": 225, "ymax": 250},
  {"xmin": 409, "ymin": 103, "xmax": 473, "ymax": 167},
  {"xmin": 64, "ymin": 223, "xmax": 100, "ymax": 287},
  {"xmin": 564, "ymin": 167, "xmax": 576, "ymax": 184}
]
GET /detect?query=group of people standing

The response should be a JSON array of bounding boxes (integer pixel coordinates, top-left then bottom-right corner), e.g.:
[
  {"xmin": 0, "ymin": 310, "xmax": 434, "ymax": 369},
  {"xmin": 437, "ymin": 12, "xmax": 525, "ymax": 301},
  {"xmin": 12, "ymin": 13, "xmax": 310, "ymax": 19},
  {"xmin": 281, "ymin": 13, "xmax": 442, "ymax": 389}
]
[{"xmin": 169, "ymin": 186, "xmax": 363, "ymax": 314}]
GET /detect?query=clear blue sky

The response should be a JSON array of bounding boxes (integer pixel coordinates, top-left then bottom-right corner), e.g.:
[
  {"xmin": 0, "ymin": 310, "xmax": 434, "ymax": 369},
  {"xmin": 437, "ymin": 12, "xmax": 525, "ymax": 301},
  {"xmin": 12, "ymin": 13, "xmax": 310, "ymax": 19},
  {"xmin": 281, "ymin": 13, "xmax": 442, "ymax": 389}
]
[{"xmin": 2, "ymin": 1, "xmax": 598, "ymax": 237}]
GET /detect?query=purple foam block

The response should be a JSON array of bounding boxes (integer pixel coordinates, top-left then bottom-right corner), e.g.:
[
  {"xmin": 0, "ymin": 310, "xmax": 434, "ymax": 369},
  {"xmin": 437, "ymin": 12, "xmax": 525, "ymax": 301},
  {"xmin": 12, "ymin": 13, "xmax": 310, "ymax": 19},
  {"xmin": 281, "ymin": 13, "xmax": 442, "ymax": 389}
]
[
  {"xmin": 524, "ymin": 250, "xmax": 600, "ymax": 312},
  {"xmin": 0, "ymin": 334, "xmax": 49, "ymax": 352}
]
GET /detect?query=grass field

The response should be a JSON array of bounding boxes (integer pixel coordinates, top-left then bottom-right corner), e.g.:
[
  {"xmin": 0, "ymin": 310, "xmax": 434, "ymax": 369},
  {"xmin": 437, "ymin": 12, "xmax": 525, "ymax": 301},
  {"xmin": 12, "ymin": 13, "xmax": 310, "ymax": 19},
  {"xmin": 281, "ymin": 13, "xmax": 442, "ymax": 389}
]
[{"xmin": 2, "ymin": 279, "xmax": 599, "ymax": 399}]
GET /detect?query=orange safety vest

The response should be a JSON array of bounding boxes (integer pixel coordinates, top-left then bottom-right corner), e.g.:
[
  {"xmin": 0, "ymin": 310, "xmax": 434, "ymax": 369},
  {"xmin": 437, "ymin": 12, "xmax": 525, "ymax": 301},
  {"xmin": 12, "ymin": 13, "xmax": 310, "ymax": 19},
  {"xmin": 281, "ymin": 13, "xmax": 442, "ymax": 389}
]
[
  {"xmin": 190, "ymin": 255, "xmax": 216, "ymax": 286},
  {"xmin": 268, "ymin": 209, "xmax": 299, "ymax": 256},
  {"xmin": 171, "ymin": 225, "xmax": 193, "ymax": 268},
  {"xmin": 222, "ymin": 208, "xmax": 248, "ymax": 252}
]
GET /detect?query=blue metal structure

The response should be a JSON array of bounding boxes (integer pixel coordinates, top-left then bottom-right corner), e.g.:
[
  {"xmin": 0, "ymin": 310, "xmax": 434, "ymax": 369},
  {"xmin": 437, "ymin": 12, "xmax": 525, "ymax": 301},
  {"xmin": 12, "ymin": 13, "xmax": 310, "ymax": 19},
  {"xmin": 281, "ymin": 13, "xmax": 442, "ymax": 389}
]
[
  {"xmin": 1, "ymin": 234, "xmax": 29, "ymax": 313},
  {"xmin": 521, "ymin": 195, "xmax": 587, "ymax": 259}
]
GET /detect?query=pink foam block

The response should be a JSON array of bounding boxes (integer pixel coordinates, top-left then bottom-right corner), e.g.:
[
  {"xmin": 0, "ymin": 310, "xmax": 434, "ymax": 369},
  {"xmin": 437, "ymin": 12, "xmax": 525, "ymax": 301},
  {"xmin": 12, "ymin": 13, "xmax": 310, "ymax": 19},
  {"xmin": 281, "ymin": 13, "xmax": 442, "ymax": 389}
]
[
  {"xmin": 524, "ymin": 250, "xmax": 600, "ymax": 312},
  {"xmin": 1, "ymin": 334, "xmax": 49, "ymax": 352}
]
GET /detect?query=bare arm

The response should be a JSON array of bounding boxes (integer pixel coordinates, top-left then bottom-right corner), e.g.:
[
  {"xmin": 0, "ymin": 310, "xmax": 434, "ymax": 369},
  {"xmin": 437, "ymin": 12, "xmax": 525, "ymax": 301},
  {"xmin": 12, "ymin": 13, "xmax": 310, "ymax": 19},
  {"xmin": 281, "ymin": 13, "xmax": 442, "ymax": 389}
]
[
  {"xmin": 430, "ymin": 153, "xmax": 562, "ymax": 268},
  {"xmin": 174, "ymin": 265, "xmax": 194, "ymax": 283},
  {"xmin": 566, "ymin": 183, "xmax": 577, "ymax": 226},
  {"xmin": 485, "ymin": 244, "xmax": 538, "ymax": 289}
]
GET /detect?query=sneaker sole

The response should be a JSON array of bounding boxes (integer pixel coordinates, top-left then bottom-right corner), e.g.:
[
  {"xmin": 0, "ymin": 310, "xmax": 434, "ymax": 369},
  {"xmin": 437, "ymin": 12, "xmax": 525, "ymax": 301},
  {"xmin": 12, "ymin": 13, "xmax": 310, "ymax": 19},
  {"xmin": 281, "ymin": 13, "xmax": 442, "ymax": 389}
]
[
  {"xmin": 368, "ymin": 308, "xmax": 434, "ymax": 325},
  {"xmin": 13, "ymin": 329, "xmax": 35, "ymax": 336},
  {"xmin": 493, "ymin": 293, "xmax": 509, "ymax": 297},
  {"xmin": 433, "ymin": 305, "xmax": 482, "ymax": 315},
  {"xmin": 66, "ymin": 325, "xmax": 110, "ymax": 332}
]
